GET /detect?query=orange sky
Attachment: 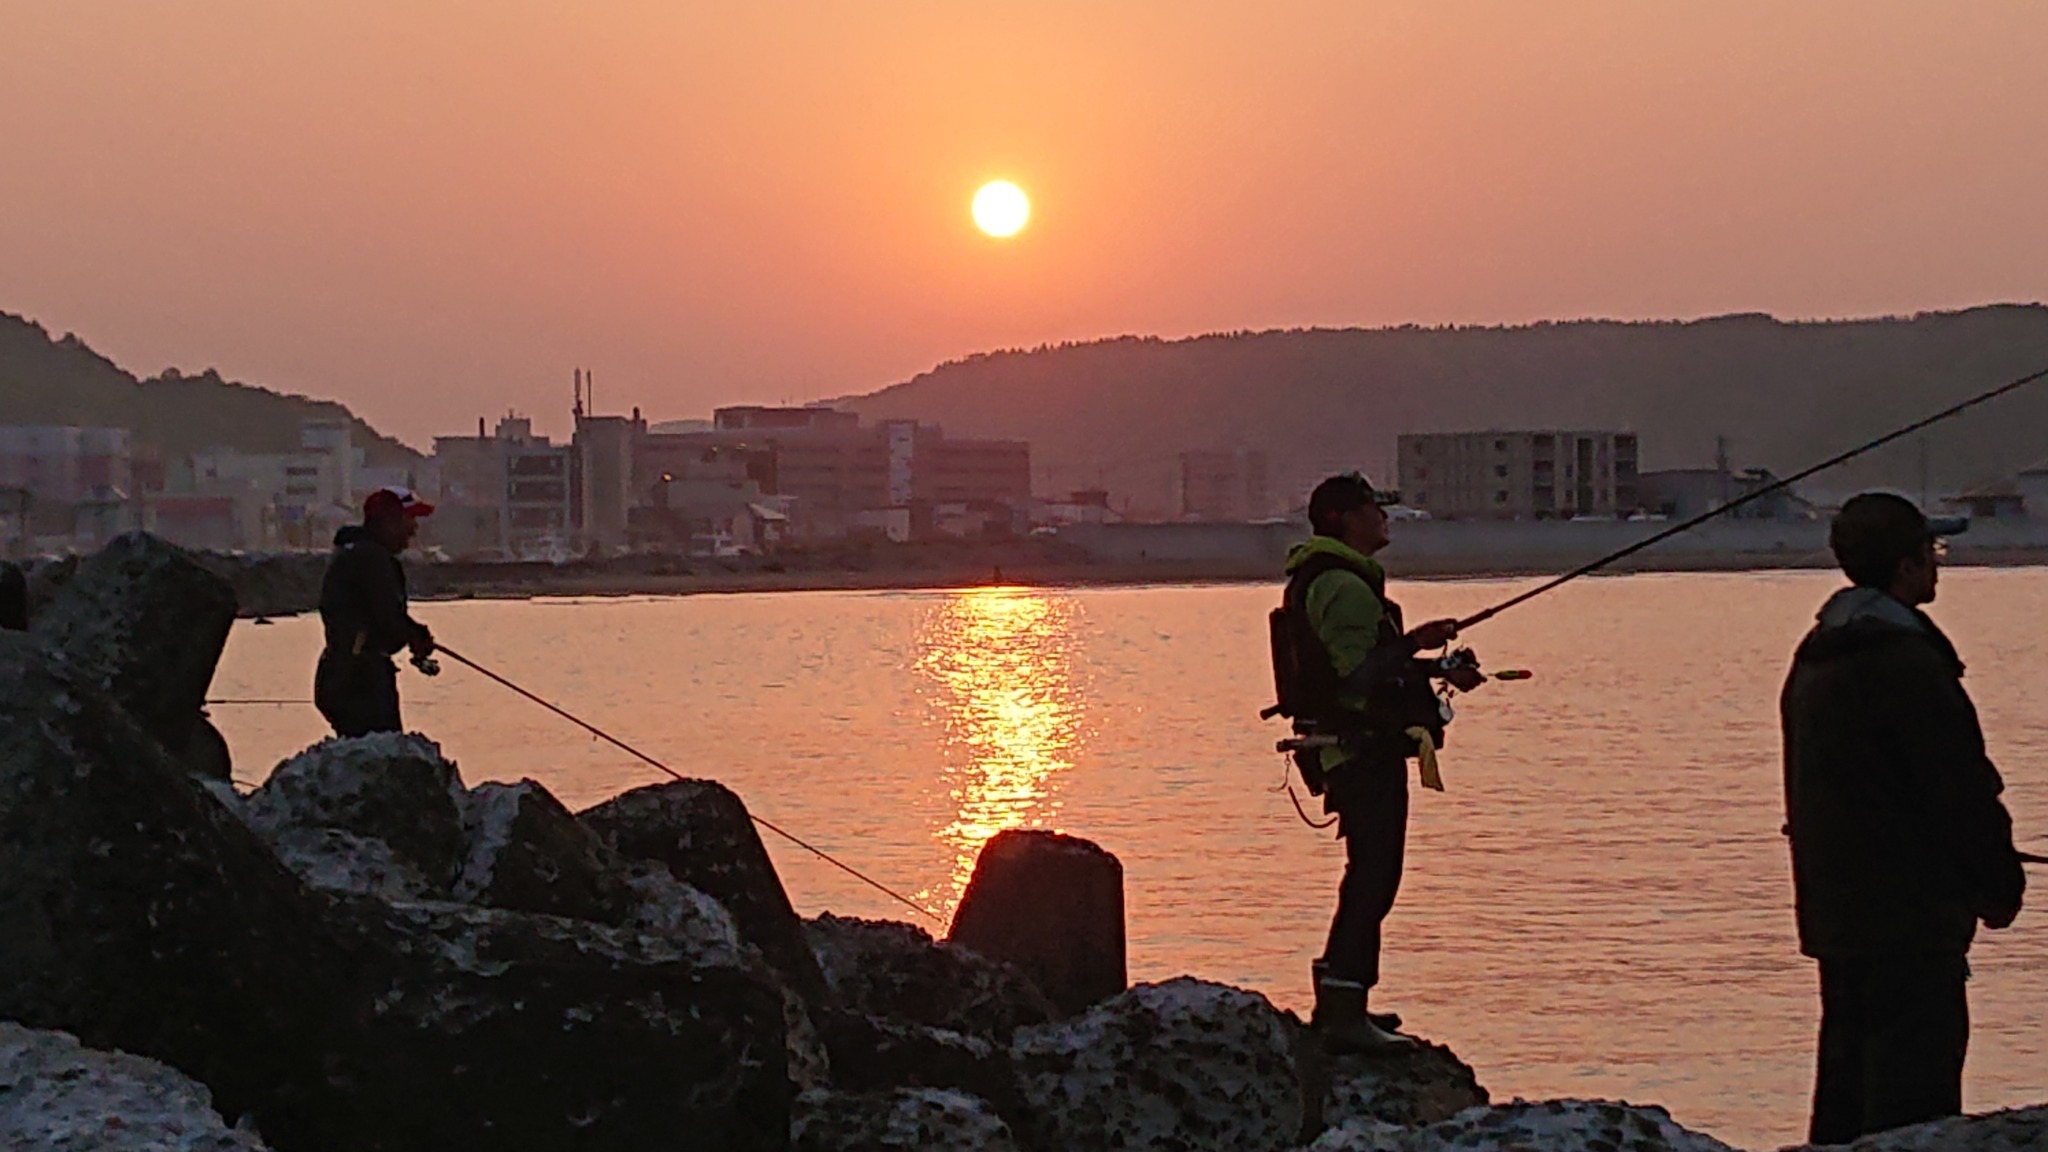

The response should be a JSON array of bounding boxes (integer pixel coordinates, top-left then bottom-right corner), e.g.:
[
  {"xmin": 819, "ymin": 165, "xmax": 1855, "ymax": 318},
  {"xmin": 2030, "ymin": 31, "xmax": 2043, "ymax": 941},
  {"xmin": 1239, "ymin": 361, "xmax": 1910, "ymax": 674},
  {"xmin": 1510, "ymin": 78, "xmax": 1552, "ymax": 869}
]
[{"xmin": 4, "ymin": 3, "xmax": 2046, "ymax": 446}]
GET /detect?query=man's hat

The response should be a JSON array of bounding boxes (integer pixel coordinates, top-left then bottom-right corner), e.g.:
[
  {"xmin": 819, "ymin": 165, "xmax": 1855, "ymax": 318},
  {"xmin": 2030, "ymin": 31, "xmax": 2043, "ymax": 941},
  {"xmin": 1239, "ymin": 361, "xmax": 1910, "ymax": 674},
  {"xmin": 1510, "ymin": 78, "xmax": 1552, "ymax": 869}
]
[
  {"xmin": 1308, "ymin": 472, "xmax": 1397, "ymax": 522},
  {"xmin": 1828, "ymin": 491, "xmax": 1965, "ymax": 583},
  {"xmin": 364, "ymin": 486, "xmax": 435, "ymax": 520}
]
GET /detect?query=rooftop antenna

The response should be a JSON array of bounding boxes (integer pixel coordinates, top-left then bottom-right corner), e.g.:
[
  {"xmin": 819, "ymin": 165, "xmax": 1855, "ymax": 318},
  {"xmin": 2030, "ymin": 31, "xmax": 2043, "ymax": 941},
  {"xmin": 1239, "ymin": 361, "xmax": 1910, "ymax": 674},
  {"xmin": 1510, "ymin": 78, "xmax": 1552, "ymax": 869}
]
[{"xmin": 574, "ymin": 369, "xmax": 584, "ymax": 419}]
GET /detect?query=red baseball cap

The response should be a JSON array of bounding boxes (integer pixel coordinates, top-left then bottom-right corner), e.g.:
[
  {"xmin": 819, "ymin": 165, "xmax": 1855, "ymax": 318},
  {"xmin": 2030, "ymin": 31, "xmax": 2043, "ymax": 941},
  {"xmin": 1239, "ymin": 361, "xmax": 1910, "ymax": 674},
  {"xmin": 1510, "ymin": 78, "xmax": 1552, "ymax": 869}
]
[{"xmin": 364, "ymin": 486, "xmax": 435, "ymax": 520}]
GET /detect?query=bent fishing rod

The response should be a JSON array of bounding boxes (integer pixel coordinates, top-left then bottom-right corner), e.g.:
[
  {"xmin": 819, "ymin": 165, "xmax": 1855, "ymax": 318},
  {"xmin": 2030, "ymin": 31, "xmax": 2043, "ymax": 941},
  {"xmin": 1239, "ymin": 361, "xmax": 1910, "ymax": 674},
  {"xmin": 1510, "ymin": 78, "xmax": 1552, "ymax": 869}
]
[{"xmin": 1452, "ymin": 359, "xmax": 2048, "ymax": 633}]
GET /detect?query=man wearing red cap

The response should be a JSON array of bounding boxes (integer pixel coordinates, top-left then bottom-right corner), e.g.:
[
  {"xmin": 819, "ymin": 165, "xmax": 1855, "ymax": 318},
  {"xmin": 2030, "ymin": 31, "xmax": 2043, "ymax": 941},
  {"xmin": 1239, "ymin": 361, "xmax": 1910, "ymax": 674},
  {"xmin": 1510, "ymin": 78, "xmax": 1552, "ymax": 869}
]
[{"xmin": 314, "ymin": 487, "xmax": 437, "ymax": 737}]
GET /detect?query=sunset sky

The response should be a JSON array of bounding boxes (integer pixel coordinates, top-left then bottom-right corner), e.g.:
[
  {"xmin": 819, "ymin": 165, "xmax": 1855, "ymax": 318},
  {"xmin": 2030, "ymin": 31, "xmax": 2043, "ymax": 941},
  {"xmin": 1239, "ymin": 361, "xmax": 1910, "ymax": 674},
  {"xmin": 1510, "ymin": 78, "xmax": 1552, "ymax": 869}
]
[{"xmin": 4, "ymin": 2, "xmax": 2046, "ymax": 445}]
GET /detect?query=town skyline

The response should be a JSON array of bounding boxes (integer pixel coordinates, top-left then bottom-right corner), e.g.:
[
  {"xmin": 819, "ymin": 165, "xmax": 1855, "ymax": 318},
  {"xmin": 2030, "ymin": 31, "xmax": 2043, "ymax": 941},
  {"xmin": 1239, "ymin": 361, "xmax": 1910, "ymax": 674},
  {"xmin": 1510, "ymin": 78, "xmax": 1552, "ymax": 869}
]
[{"xmin": 6, "ymin": 3, "xmax": 2048, "ymax": 447}]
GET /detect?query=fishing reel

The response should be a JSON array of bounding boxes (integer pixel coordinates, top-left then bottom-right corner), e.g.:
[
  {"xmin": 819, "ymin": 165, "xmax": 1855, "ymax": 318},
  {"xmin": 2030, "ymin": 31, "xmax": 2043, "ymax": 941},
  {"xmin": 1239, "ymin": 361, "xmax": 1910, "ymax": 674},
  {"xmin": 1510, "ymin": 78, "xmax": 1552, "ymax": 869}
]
[
  {"xmin": 1429, "ymin": 647, "xmax": 1533, "ymax": 691},
  {"xmin": 410, "ymin": 651, "xmax": 442, "ymax": 677}
]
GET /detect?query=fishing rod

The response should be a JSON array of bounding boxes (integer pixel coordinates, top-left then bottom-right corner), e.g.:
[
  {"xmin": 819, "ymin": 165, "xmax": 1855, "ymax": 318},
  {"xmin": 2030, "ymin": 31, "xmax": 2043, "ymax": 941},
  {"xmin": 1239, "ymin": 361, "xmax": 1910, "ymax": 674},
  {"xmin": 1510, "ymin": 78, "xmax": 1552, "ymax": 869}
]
[
  {"xmin": 434, "ymin": 644, "xmax": 948, "ymax": 925},
  {"xmin": 1453, "ymin": 360, "xmax": 2048, "ymax": 632}
]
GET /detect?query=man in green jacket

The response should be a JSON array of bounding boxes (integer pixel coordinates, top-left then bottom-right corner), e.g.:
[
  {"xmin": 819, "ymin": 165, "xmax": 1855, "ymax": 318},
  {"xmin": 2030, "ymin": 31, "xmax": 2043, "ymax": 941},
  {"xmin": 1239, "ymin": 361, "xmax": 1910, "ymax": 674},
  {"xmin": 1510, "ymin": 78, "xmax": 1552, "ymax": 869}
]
[{"xmin": 1284, "ymin": 473, "xmax": 1480, "ymax": 1052}]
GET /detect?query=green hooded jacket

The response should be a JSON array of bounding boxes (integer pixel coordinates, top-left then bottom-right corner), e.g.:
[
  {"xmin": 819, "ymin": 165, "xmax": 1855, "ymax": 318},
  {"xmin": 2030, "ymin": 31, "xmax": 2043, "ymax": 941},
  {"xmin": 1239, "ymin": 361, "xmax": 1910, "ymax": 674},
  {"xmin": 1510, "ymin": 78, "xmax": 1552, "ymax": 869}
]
[{"xmin": 1283, "ymin": 535, "xmax": 1392, "ymax": 771}]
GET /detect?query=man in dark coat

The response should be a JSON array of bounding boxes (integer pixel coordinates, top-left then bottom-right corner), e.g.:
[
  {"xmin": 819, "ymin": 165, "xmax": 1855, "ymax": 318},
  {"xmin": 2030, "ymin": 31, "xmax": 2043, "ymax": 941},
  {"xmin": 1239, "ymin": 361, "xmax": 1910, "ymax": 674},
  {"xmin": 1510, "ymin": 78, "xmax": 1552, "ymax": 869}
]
[
  {"xmin": 315, "ymin": 487, "xmax": 436, "ymax": 737},
  {"xmin": 1782, "ymin": 492, "xmax": 2025, "ymax": 1144}
]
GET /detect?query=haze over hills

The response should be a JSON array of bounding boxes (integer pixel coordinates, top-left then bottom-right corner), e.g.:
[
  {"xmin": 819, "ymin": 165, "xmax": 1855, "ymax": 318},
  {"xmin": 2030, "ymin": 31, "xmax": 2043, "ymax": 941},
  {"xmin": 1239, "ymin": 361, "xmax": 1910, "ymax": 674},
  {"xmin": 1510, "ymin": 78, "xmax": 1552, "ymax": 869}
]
[
  {"xmin": 0, "ymin": 311, "xmax": 420, "ymax": 469},
  {"xmin": 848, "ymin": 305, "xmax": 2048, "ymax": 517}
]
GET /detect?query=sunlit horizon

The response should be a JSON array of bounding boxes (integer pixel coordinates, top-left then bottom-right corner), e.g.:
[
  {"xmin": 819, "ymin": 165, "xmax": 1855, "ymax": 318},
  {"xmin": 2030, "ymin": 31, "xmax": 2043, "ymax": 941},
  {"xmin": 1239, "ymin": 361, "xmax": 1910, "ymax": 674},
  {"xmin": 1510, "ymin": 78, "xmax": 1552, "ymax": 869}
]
[{"xmin": 4, "ymin": 3, "xmax": 2047, "ymax": 444}]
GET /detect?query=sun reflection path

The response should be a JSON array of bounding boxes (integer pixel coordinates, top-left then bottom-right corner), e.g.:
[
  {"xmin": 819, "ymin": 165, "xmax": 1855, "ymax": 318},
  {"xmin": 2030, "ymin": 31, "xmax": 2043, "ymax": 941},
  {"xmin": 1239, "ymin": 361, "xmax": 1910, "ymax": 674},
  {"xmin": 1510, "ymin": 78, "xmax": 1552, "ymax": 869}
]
[{"xmin": 914, "ymin": 588, "xmax": 1083, "ymax": 913}]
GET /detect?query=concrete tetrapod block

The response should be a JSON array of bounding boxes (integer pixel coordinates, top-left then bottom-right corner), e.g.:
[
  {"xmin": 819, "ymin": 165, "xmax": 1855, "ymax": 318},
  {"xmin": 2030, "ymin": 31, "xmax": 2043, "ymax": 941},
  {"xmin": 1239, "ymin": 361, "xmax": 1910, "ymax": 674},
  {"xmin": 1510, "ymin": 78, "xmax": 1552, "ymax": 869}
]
[
  {"xmin": 30, "ymin": 531, "xmax": 237, "ymax": 758},
  {"xmin": 946, "ymin": 829, "xmax": 1127, "ymax": 1016}
]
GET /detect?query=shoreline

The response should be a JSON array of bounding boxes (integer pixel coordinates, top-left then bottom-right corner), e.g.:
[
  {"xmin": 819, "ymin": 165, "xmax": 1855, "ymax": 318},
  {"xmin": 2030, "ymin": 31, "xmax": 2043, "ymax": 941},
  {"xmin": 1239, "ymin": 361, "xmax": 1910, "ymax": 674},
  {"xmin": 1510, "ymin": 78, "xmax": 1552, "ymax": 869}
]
[{"xmin": 403, "ymin": 547, "xmax": 2048, "ymax": 606}]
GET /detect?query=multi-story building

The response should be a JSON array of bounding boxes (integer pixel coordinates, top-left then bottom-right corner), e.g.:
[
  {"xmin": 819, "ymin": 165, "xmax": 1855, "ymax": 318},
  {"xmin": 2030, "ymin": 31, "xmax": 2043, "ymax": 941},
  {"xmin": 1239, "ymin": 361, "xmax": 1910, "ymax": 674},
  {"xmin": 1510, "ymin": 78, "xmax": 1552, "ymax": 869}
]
[
  {"xmin": 0, "ymin": 425, "xmax": 134, "ymax": 503},
  {"xmin": 429, "ymin": 414, "xmax": 573, "ymax": 557},
  {"xmin": 1397, "ymin": 430, "xmax": 1640, "ymax": 520},
  {"xmin": 1179, "ymin": 449, "xmax": 1272, "ymax": 522},
  {"xmin": 655, "ymin": 407, "xmax": 1029, "ymax": 539}
]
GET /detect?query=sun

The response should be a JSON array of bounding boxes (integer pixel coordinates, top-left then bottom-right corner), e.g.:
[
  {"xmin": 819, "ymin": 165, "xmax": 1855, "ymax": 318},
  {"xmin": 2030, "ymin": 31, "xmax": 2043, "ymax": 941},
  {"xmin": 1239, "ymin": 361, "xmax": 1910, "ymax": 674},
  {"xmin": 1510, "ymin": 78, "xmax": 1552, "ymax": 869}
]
[{"xmin": 972, "ymin": 181, "xmax": 1030, "ymax": 238}]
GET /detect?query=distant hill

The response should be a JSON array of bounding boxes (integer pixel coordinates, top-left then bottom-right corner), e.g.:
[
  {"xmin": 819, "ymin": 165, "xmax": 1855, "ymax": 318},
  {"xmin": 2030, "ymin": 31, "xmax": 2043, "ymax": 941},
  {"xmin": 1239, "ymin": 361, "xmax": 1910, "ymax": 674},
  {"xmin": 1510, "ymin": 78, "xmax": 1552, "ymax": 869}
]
[
  {"xmin": 0, "ymin": 311, "xmax": 420, "ymax": 468},
  {"xmin": 847, "ymin": 306, "xmax": 2048, "ymax": 516}
]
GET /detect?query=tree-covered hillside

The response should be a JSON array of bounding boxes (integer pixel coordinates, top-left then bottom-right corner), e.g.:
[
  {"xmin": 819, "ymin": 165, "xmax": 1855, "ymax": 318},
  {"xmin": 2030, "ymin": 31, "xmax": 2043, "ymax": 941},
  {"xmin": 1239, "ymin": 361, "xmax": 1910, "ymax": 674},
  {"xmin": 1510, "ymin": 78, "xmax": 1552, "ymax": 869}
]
[
  {"xmin": 0, "ymin": 312, "xmax": 420, "ymax": 467},
  {"xmin": 849, "ymin": 306, "xmax": 2048, "ymax": 515}
]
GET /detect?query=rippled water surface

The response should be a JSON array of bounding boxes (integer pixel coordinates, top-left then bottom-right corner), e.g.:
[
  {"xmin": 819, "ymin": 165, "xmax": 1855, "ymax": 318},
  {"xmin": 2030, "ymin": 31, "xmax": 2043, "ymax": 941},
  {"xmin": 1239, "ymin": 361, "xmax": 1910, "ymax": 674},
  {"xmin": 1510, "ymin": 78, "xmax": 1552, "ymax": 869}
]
[{"xmin": 211, "ymin": 570, "xmax": 2048, "ymax": 1148}]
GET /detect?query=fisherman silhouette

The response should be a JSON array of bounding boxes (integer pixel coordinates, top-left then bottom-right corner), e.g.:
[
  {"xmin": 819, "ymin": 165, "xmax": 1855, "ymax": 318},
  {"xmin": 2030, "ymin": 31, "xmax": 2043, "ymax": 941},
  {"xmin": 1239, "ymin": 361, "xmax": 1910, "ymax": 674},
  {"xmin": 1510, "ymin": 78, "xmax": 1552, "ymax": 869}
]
[
  {"xmin": 313, "ymin": 488, "xmax": 437, "ymax": 738},
  {"xmin": 1276, "ymin": 473, "xmax": 1482, "ymax": 1054},
  {"xmin": 1782, "ymin": 493, "xmax": 2026, "ymax": 1143}
]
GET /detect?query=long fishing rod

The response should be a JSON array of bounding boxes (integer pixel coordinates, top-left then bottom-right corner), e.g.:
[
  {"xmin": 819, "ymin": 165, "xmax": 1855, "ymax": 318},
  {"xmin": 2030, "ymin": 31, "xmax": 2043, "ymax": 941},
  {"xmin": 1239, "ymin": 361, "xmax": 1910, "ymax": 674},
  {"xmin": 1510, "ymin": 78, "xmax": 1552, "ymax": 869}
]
[
  {"xmin": 1454, "ymin": 360, "xmax": 2048, "ymax": 632},
  {"xmin": 434, "ymin": 644, "xmax": 947, "ymax": 925}
]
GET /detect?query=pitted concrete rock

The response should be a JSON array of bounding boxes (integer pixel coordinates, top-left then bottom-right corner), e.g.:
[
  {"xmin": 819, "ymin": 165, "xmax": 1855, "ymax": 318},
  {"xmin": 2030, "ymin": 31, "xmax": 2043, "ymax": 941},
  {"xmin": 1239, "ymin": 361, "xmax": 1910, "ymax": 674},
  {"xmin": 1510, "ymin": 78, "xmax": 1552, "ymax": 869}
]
[
  {"xmin": 791, "ymin": 1087, "xmax": 1021, "ymax": 1152},
  {"xmin": 243, "ymin": 733, "xmax": 467, "ymax": 892},
  {"xmin": 270, "ymin": 827, "xmax": 441, "ymax": 902},
  {"xmin": 455, "ymin": 779, "xmax": 641, "ymax": 921},
  {"xmin": 807, "ymin": 913, "xmax": 1056, "ymax": 1039},
  {"xmin": 582, "ymin": 778, "xmax": 828, "ymax": 1000},
  {"xmin": 0, "ymin": 1022, "xmax": 270, "ymax": 1150},
  {"xmin": 1011, "ymin": 976, "xmax": 1304, "ymax": 1152},
  {"xmin": 813, "ymin": 1011, "xmax": 1017, "ymax": 1117},
  {"xmin": 1309, "ymin": 1099, "xmax": 1737, "ymax": 1152},
  {"xmin": 28, "ymin": 532, "xmax": 236, "ymax": 758},
  {"xmin": 1783, "ymin": 1105, "xmax": 2048, "ymax": 1152},
  {"xmin": 1324, "ymin": 1043, "xmax": 1490, "ymax": 1129}
]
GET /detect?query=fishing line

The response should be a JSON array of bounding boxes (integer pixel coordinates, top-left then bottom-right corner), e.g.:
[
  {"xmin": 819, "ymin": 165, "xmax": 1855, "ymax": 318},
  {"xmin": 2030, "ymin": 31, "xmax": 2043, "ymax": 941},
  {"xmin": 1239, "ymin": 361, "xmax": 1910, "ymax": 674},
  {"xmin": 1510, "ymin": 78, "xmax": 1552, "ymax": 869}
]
[
  {"xmin": 435, "ymin": 643, "xmax": 948, "ymax": 925},
  {"xmin": 1454, "ymin": 360, "xmax": 2048, "ymax": 632}
]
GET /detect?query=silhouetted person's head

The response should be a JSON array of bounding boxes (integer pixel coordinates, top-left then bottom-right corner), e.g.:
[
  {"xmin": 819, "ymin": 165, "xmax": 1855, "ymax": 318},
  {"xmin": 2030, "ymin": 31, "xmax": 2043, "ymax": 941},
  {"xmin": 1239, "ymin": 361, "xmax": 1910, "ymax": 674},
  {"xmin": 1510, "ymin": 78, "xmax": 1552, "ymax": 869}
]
[
  {"xmin": 1829, "ymin": 492, "xmax": 1964, "ymax": 606},
  {"xmin": 0, "ymin": 561, "xmax": 26, "ymax": 631},
  {"xmin": 1309, "ymin": 472, "xmax": 1395, "ymax": 555},
  {"xmin": 361, "ymin": 487, "xmax": 435, "ymax": 553}
]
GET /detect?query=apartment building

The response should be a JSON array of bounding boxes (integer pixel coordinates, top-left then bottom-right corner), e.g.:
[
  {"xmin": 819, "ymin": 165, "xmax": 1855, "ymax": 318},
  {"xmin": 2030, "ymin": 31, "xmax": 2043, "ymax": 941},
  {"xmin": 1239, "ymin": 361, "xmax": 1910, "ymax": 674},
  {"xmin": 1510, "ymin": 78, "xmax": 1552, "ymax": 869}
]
[{"xmin": 1397, "ymin": 430, "xmax": 1641, "ymax": 519}]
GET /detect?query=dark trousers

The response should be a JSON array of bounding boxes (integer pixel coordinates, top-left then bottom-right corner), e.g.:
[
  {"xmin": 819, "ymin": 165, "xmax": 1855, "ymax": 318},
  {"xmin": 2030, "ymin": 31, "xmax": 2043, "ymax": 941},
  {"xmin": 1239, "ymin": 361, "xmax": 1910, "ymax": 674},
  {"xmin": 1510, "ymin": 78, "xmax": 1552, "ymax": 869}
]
[
  {"xmin": 1320, "ymin": 757, "xmax": 1409, "ymax": 989},
  {"xmin": 1809, "ymin": 953, "xmax": 1969, "ymax": 1145},
  {"xmin": 314, "ymin": 651, "xmax": 403, "ymax": 738}
]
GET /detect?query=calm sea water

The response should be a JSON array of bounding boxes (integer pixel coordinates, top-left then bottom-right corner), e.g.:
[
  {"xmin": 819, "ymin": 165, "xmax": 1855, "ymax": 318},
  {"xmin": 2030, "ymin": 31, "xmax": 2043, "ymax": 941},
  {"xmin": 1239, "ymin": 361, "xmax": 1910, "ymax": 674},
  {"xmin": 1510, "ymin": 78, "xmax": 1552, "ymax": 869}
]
[{"xmin": 209, "ymin": 570, "xmax": 2048, "ymax": 1149}]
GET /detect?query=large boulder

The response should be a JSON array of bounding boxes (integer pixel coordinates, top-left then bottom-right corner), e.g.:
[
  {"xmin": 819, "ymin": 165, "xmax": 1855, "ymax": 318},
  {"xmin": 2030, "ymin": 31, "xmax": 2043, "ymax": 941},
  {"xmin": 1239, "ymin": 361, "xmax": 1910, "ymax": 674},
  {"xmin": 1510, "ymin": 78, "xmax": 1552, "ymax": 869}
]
[
  {"xmin": 1009, "ymin": 977, "xmax": 1306, "ymax": 1152},
  {"xmin": 0, "ymin": 631, "xmax": 364, "ymax": 1151},
  {"xmin": 791, "ymin": 1088, "xmax": 1022, "ymax": 1152},
  {"xmin": 1783, "ymin": 1104, "xmax": 2048, "ymax": 1152},
  {"xmin": 1322, "ymin": 1044, "xmax": 1490, "ymax": 1130},
  {"xmin": 456, "ymin": 779, "xmax": 641, "ymax": 920},
  {"xmin": 581, "ymin": 778, "xmax": 827, "ymax": 1000},
  {"xmin": 807, "ymin": 913, "xmax": 1058, "ymax": 1039},
  {"xmin": 948, "ymin": 829, "xmax": 1127, "ymax": 1017},
  {"xmin": 1308, "ymin": 1100, "xmax": 1737, "ymax": 1152},
  {"xmin": 29, "ymin": 532, "xmax": 237, "ymax": 756},
  {"xmin": 0, "ymin": 1022, "xmax": 271, "ymax": 1151},
  {"xmin": 243, "ymin": 734, "xmax": 469, "ymax": 894},
  {"xmin": 336, "ymin": 900, "xmax": 789, "ymax": 1152}
]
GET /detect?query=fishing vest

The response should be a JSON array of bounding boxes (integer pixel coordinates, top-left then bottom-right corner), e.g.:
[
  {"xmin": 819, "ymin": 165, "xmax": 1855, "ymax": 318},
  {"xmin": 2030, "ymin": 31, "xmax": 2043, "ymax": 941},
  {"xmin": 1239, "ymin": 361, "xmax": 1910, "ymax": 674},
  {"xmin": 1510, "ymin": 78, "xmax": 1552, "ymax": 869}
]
[{"xmin": 1269, "ymin": 552, "xmax": 1446, "ymax": 751}]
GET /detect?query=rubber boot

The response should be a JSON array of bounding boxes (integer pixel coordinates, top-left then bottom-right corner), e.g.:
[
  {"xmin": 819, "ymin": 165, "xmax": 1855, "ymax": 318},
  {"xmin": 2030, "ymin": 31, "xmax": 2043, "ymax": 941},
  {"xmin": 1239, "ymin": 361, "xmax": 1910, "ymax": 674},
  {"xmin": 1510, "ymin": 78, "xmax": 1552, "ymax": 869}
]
[
  {"xmin": 1313, "ymin": 979, "xmax": 1416, "ymax": 1055},
  {"xmin": 1312, "ymin": 959, "xmax": 1401, "ymax": 1033}
]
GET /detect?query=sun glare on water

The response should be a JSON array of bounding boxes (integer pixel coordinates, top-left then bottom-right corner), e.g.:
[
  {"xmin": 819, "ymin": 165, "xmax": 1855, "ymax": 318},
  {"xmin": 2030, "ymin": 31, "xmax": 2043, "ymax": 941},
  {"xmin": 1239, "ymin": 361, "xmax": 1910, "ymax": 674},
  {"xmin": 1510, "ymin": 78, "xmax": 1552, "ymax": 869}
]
[{"xmin": 972, "ymin": 181, "xmax": 1030, "ymax": 238}]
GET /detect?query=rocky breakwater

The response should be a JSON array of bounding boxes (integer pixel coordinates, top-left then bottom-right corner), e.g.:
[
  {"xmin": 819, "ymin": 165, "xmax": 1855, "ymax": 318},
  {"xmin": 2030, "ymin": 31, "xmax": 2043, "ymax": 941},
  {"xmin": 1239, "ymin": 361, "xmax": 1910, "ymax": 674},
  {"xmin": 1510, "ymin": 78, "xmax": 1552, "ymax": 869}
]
[
  {"xmin": 7, "ymin": 533, "xmax": 2043, "ymax": 1152},
  {"xmin": 0, "ymin": 533, "xmax": 786, "ymax": 1151}
]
